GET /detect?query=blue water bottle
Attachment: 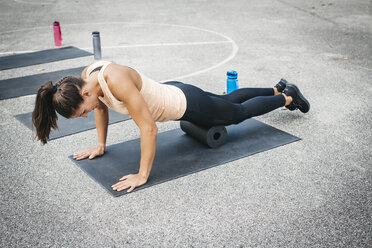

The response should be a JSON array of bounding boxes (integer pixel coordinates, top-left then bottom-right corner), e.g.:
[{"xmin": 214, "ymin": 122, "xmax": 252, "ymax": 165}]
[{"xmin": 226, "ymin": 70, "xmax": 239, "ymax": 94}]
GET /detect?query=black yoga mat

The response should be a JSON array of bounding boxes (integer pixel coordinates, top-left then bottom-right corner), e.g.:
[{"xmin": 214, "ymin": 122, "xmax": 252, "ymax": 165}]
[
  {"xmin": 0, "ymin": 46, "xmax": 92, "ymax": 70},
  {"xmin": 15, "ymin": 110, "xmax": 130, "ymax": 140},
  {"xmin": 69, "ymin": 118, "xmax": 300, "ymax": 197},
  {"xmin": 0, "ymin": 67, "xmax": 85, "ymax": 100}
]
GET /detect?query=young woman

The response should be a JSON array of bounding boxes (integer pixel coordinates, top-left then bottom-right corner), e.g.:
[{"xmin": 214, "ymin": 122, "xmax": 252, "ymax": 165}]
[{"xmin": 32, "ymin": 60, "xmax": 310, "ymax": 193}]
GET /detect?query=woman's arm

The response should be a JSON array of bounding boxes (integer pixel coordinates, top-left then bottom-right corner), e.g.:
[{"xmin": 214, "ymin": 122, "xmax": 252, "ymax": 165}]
[
  {"xmin": 121, "ymin": 86, "xmax": 157, "ymax": 179},
  {"xmin": 94, "ymin": 101, "xmax": 109, "ymax": 149},
  {"xmin": 73, "ymin": 65, "xmax": 108, "ymax": 160},
  {"xmin": 81, "ymin": 65, "xmax": 108, "ymax": 148},
  {"xmin": 108, "ymin": 67, "xmax": 157, "ymax": 192}
]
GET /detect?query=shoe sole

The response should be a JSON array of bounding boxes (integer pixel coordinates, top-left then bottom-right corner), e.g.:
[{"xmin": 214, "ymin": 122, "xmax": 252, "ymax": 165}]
[
  {"xmin": 287, "ymin": 83, "xmax": 310, "ymax": 113},
  {"xmin": 286, "ymin": 104, "xmax": 297, "ymax": 111}
]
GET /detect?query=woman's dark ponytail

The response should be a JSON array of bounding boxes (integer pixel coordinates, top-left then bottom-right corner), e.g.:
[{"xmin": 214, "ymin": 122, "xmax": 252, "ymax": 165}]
[
  {"xmin": 32, "ymin": 76, "xmax": 85, "ymax": 144},
  {"xmin": 32, "ymin": 81, "xmax": 58, "ymax": 144}
]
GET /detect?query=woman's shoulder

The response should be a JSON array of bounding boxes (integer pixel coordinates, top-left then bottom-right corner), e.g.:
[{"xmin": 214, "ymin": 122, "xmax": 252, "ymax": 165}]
[
  {"xmin": 104, "ymin": 63, "xmax": 143, "ymax": 92},
  {"xmin": 104, "ymin": 62, "xmax": 135, "ymax": 78},
  {"xmin": 82, "ymin": 60, "xmax": 112, "ymax": 77}
]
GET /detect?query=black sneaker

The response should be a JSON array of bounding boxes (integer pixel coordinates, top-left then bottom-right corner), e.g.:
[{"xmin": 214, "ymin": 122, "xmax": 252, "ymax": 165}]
[
  {"xmin": 274, "ymin": 78, "xmax": 288, "ymax": 92},
  {"xmin": 282, "ymin": 83, "xmax": 310, "ymax": 113}
]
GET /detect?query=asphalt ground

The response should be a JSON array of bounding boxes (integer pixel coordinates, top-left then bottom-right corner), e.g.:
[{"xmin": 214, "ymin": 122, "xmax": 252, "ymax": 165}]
[{"xmin": 0, "ymin": 0, "xmax": 371, "ymax": 247}]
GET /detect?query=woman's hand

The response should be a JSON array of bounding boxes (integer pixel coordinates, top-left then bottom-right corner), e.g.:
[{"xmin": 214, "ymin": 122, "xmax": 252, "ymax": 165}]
[
  {"xmin": 112, "ymin": 173, "xmax": 148, "ymax": 193},
  {"xmin": 73, "ymin": 144, "xmax": 105, "ymax": 160}
]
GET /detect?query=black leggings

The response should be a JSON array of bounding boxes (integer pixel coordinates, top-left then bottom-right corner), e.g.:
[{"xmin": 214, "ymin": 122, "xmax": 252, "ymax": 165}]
[{"xmin": 164, "ymin": 81, "xmax": 286, "ymax": 127}]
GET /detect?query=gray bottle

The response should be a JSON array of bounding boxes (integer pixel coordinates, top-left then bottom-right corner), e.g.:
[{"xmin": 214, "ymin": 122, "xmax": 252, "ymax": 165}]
[{"xmin": 92, "ymin": 31, "xmax": 102, "ymax": 60}]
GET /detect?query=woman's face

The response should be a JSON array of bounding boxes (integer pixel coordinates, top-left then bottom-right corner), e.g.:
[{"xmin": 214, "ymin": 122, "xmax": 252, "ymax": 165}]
[{"xmin": 73, "ymin": 89, "xmax": 99, "ymax": 118}]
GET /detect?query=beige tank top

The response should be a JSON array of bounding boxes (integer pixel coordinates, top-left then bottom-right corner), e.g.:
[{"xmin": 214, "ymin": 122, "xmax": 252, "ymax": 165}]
[{"xmin": 86, "ymin": 61, "xmax": 187, "ymax": 122}]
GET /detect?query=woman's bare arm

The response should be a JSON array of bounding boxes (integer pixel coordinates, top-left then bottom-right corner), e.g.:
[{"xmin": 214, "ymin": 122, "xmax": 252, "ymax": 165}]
[
  {"xmin": 73, "ymin": 66, "xmax": 108, "ymax": 160},
  {"xmin": 94, "ymin": 101, "xmax": 109, "ymax": 149},
  {"xmin": 108, "ymin": 66, "xmax": 157, "ymax": 192},
  {"xmin": 83, "ymin": 66, "xmax": 109, "ymax": 148}
]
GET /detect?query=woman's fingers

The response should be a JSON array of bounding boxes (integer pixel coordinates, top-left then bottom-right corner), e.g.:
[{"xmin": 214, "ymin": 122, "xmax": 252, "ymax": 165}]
[
  {"xmin": 73, "ymin": 148, "xmax": 97, "ymax": 160},
  {"xmin": 73, "ymin": 150, "xmax": 88, "ymax": 157},
  {"xmin": 75, "ymin": 152, "xmax": 88, "ymax": 159},
  {"xmin": 89, "ymin": 150, "xmax": 103, "ymax": 160},
  {"xmin": 112, "ymin": 181, "xmax": 132, "ymax": 192},
  {"xmin": 117, "ymin": 184, "xmax": 131, "ymax": 192},
  {"xmin": 73, "ymin": 147, "xmax": 104, "ymax": 160},
  {"xmin": 89, "ymin": 152, "xmax": 96, "ymax": 159},
  {"xmin": 112, "ymin": 181, "xmax": 121, "ymax": 187},
  {"xmin": 127, "ymin": 186, "xmax": 135, "ymax": 193},
  {"xmin": 75, "ymin": 155, "xmax": 89, "ymax": 160},
  {"xmin": 73, "ymin": 150, "xmax": 92, "ymax": 160},
  {"xmin": 112, "ymin": 180, "xmax": 125, "ymax": 187},
  {"xmin": 120, "ymin": 175, "xmax": 129, "ymax": 181},
  {"xmin": 73, "ymin": 151, "xmax": 85, "ymax": 157}
]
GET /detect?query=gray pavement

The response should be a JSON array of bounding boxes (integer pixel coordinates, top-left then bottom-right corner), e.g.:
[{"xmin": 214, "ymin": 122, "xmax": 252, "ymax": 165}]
[{"xmin": 0, "ymin": 0, "xmax": 371, "ymax": 247}]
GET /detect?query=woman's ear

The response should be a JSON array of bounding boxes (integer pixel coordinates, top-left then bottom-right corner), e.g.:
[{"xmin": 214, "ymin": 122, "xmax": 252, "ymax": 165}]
[{"xmin": 81, "ymin": 88, "xmax": 90, "ymax": 97}]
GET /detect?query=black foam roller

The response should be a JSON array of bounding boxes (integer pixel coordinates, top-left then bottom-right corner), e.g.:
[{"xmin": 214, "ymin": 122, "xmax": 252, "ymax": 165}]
[{"xmin": 180, "ymin": 121, "xmax": 227, "ymax": 148}]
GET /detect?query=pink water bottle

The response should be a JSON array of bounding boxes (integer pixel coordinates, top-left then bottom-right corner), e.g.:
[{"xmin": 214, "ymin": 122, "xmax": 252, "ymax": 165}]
[{"xmin": 53, "ymin": 21, "xmax": 62, "ymax": 46}]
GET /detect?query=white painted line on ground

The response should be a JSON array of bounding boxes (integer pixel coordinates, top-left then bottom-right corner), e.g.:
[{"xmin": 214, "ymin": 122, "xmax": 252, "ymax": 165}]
[
  {"xmin": 13, "ymin": 0, "xmax": 55, "ymax": 5},
  {"xmin": 0, "ymin": 41, "xmax": 231, "ymax": 55},
  {"xmin": 0, "ymin": 22, "xmax": 239, "ymax": 80},
  {"xmin": 161, "ymin": 40, "xmax": 238, "ymax": 81},
  {"xmin": 0, "ymin": 50, "xmax": 37, "ymax": 56},
  {"xmin": 81, "ymin": 40, "xmax": 232, "ymax": 50}
]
